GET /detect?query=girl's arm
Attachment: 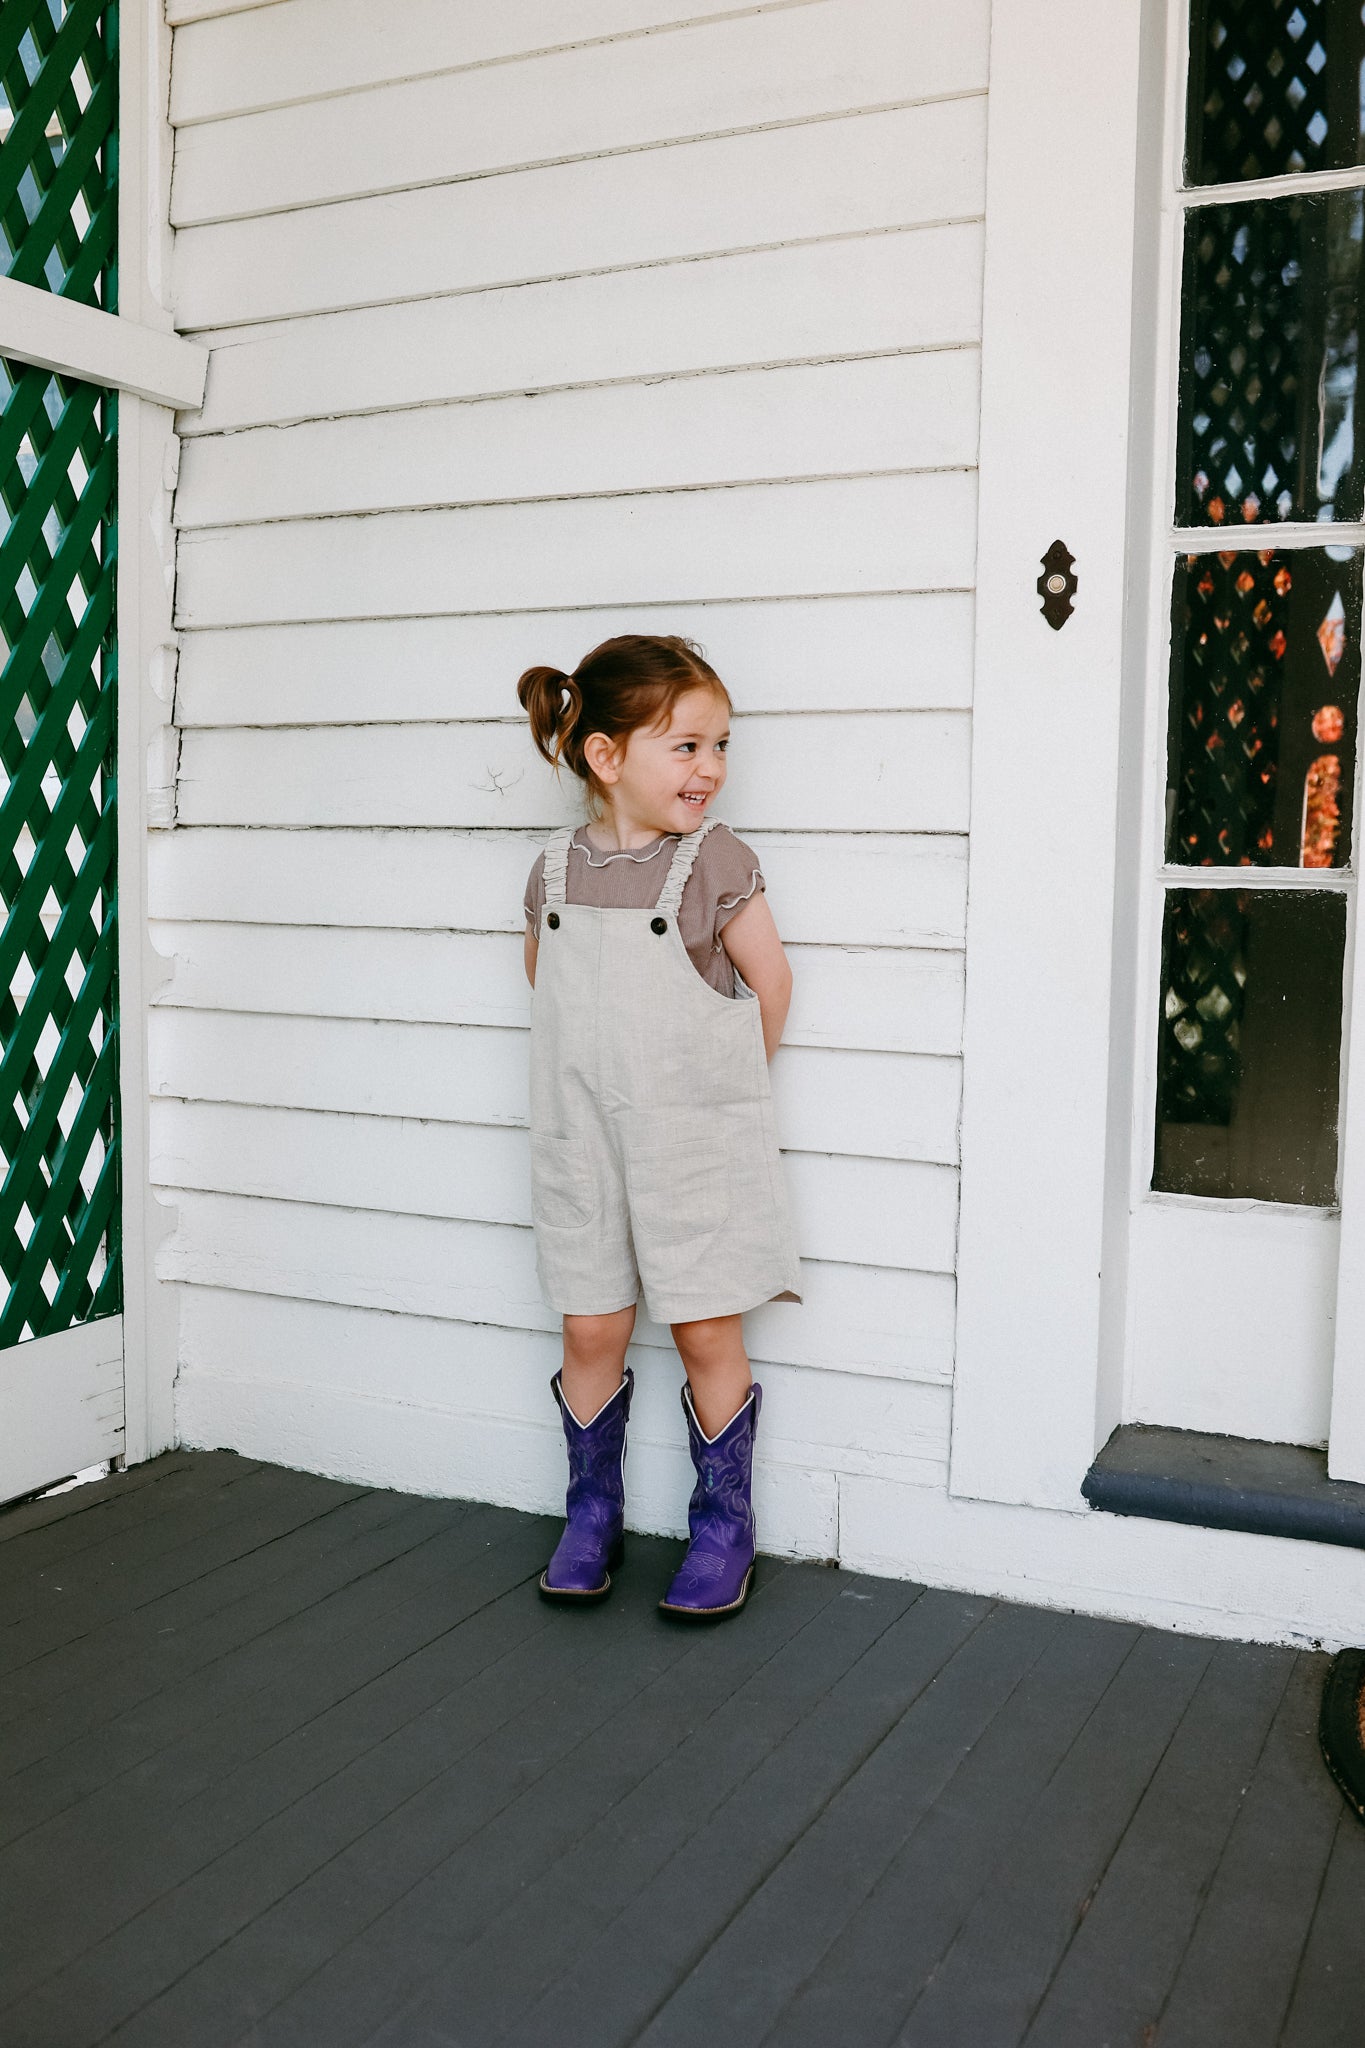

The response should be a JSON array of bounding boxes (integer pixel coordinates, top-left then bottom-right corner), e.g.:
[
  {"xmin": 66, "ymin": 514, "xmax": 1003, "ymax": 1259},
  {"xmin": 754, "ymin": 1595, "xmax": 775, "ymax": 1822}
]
[
  {"xmin": 524, "ymin": 927, "xmax": 539, "ymax": 988},
  {"xmin": 719, "ymin": 892, "xmax": 792, "ymax": 1060}
]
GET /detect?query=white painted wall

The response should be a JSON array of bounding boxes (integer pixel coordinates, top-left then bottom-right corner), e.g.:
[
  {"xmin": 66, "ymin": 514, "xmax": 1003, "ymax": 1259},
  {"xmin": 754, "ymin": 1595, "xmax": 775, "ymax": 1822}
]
[
  {"xmin": 154, "ymin": 0, "xmax": 983, "ymax": 1561},
  {"xmin": 149, "ymin": 0, "xmax": 1365, "ymax": 1646}
]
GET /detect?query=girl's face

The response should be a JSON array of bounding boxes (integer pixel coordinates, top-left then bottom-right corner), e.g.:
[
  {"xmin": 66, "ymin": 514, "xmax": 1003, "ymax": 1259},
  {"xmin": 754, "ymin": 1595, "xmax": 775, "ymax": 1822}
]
[{"xmin": 595, "ymin": 685, "xmax": 730, "ymax": 837}]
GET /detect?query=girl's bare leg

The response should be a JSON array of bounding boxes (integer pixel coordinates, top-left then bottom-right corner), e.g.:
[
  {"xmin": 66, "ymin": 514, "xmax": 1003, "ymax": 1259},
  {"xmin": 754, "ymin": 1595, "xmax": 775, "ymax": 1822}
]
[
  {"xmin": 670, "ymin": 1314, "xmax": 753, "ymax": 1437},
  {"xmin": 560, "ymin": 1304, "xmax": 637, "ymax": 1423}
]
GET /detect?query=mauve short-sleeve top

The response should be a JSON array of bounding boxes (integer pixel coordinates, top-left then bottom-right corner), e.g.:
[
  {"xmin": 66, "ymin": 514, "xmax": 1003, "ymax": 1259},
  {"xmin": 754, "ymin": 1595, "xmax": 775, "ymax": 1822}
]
[{"xmin": 523, "ymin": 821, "xmax": 765, "ymax": 998}]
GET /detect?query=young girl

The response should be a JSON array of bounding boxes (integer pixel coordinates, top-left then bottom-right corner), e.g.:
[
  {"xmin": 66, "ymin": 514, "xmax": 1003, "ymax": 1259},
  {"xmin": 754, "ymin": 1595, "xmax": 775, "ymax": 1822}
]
[{"xmin": 519, "ymin": 634, "xmax": 801, "ymax": 1619}]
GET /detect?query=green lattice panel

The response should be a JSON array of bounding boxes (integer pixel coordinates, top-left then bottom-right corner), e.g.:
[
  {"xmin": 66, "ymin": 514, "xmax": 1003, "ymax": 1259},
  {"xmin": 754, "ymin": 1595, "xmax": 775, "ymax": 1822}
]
[
  {"xmin": 0, "ymin": 355, "xmax": 119, "ymax": 1347},
  {"xmin": 0, "ymin": 0, "xmax": 117, "ymax": 308}
]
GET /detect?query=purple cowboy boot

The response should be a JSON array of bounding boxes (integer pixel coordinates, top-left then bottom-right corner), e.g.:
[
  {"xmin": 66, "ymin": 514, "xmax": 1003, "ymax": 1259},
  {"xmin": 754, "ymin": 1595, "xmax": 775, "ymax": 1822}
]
[
  {"xmin": 659, "ymin": 1380, "xmax": 762, "ymax": 1619},
  {"xmin": 539, "ymin": 1366, "xmax": 633, "ymax": 1602}
]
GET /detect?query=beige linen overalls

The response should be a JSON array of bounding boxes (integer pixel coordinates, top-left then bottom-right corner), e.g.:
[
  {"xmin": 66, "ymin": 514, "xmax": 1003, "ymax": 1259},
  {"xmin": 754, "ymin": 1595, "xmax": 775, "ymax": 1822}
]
[{"xmin": 529, "ymin": 817, "xmax": 802, "ymax": 1324}]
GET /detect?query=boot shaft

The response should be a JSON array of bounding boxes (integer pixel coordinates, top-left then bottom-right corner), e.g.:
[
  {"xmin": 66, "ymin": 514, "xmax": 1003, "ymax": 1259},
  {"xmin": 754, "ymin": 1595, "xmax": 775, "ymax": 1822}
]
[
  {"xmin": 681, "ymin": 1381, "xmax": 761, "ymax": 1542},
  {"xmin": 554, "ymin": 1367, "xmax": 633, "ymax": 1518}
]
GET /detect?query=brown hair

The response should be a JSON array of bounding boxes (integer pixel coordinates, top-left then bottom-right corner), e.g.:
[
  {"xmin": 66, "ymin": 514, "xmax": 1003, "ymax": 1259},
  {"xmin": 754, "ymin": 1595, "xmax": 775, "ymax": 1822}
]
[{"xmin": 517, "ymin": 634, "xmax": 731, "ymax": 811}]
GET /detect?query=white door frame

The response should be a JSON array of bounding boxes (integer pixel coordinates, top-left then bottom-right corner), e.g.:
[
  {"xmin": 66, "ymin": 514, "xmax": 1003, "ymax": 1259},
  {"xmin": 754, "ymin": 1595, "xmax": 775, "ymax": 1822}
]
[
  {"xmin": 953, "ymin": 0, "xmax": 1365, "ymax": 1504},
  {"xmin": 0, "ymin": 0, "xmax": 206, "ymax": 1492},
  {"xmin": 951, "ymin": 0, "xmax": 1169, "ymax": 1510}
]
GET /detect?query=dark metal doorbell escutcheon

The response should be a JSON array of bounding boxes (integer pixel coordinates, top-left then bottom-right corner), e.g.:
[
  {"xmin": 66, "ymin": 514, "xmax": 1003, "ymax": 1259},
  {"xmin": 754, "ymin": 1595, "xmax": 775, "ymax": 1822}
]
[{"xmin": 1038, "ymin": 540, "xmax": 1077, "ymax": 629}]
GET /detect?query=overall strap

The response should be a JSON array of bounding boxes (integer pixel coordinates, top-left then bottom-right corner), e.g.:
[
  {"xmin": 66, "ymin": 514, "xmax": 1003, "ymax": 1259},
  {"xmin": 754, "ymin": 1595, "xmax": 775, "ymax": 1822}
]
[
  {"xmin": 655, "ymin": 816, "xmax": 722, "ymax": 919},
  {"xmin": 541, "ymin": 828, "xmax": 575, "ymax": 908}
]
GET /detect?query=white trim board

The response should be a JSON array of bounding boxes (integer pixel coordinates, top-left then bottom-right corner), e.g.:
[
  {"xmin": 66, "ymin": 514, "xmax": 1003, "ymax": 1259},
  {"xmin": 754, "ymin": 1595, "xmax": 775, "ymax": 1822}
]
[
  {"xmin": 0, "ymin": 276, "xmax": 206, "ymax": 409},
  {"xmin": 950, "ymin": 0, "xmax": 1159, "ymax": 1508}
]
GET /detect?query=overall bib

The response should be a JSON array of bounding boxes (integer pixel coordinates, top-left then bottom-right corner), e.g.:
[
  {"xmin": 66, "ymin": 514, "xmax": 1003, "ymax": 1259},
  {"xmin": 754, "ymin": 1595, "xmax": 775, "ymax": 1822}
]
[{"xmin": 529, "ymin": 817, "xmax": 802, "ymax": 1325}]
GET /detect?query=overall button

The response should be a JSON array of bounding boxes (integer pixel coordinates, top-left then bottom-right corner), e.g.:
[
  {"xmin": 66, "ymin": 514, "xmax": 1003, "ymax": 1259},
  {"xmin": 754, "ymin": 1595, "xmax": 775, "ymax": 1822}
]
[
  {"xmin": 650, "ymin": 916, "xmax": 668, "ymax": 935},
  {"xmin": 546, "ymin": 912, "xmax": 560, "ymax": 929}
]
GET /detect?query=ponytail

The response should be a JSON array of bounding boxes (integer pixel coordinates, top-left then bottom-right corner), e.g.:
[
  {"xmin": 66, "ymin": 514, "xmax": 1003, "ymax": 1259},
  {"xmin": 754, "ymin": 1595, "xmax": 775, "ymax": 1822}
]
[{"xmin": 517, "ymin": 664, "xmax": 583, "ymax": 771}]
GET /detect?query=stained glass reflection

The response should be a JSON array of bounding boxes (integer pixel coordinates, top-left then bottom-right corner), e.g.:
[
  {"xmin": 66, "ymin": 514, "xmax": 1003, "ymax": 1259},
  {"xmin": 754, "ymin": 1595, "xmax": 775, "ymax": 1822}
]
[
  {"xmin": 1167, "ymin": 548, "xmax": 1360, "ymax": 867},
  {"xmin": 1177, "ymin": 190, "xmax": 1363, "ymax": 528},
  {"xmin": 1154, "ymin": 888, "xmax": 1344, "ymax": 1204},
  {"xmin": 1187, "ymin": 0, "xmax": 1365, "ymax": 186}
]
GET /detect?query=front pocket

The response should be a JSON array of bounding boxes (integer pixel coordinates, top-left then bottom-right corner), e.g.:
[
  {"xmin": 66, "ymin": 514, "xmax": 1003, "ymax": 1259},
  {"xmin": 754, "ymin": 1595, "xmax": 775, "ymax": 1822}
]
[
  {"xmin": 530, "ymin": 1133, "xmax": 595, "ymax": 1229},
  {"xmin": 626, "ymin": 1133, "xmax": 730, "ymax": 1241}
]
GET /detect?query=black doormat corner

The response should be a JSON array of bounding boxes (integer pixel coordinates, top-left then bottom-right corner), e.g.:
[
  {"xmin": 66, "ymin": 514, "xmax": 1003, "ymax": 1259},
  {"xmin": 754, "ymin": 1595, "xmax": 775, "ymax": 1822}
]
[{"xmin": 1320, "ymin": 1648, "xmax": 1365, "ymax": 1821}]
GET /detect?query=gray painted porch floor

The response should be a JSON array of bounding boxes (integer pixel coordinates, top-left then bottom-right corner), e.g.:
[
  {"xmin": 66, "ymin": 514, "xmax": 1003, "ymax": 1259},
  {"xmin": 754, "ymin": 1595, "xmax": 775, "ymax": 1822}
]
[{"xmin": 1, "ymin": 1451, "xmax": 1361, "ymax": 2048}]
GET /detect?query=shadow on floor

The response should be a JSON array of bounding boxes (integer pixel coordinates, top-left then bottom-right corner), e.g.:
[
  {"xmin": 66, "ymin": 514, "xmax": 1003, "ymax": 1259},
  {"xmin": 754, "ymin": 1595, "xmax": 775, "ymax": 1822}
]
[{"xmin": 0, "ymin": 1450, "xmax": 1360, "ymax": 2047}]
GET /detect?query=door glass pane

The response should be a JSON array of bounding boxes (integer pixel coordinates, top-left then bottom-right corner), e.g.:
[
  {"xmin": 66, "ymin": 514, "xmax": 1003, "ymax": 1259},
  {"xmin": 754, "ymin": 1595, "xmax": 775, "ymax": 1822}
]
[
  {"xmin": 1177, "ymin": 190, "xmax": 1363, "ymax": 528},
  {"xmin": 1187, "ymin": 0, "xmax": 1365, "ymax": 186},
  {"xmin": 1167, "ymin": 546, "xmax": 1360, "ymax": 867},
  {"xmin": 1154, "ymin": 887, "xmax": 1345, "ymax": 1203}
]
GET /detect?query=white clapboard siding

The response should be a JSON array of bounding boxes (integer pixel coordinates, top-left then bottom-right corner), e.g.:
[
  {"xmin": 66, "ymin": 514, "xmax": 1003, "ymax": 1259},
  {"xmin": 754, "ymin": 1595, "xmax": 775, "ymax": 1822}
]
[
  {"xmin": 174, "ymin": 714, "xmax": 972, "ymax": 835},
  {"xmin": 182, "ymin": 225, "xmax": 984, "ymax": 434},
  {"xmin": 172, "ymin": 100, "xmax": 988, "ymax": 328},
  {"xmin": 149, "ymin": 923, "xmax": 967, "ymax": 1056},
  {"xmin": 175, "ymin": 1290, "xmax": 954, "ymax": 1487},
  {"xmin": 171, "ymin": 0, "xmax": 989, "ymax": 224},
  {"xmin": 174, "ymin": 352, "xmax": 979, "ymax": 529},
  {"xmin": 169, "ymin": 0, "xmax": 799, "ymax": 117},
  {"xmin": 149, "ymin": 1098, "xmax": 959, "ymax": 1271},
  {"xmin": 147, "ymin": 1010, "xmax": 962, "ymax": 1165},
  {"xmin": 174, "ymin": 474, "xmax": 978, "ymax": 630},
  {"xmin": 148, "ymin": 830, "xmax": 971, "ymax": 949},
  {"xmin": 174, "ymin": 594, "xmax": 975, "ymax": 726},
  {"xmin": 168, "ymin": 1, "xmax": 289, "ymax": 28},
  {"xmin": 161, "ymin": 1191, "xmax": 959, "ymax": 1383}
]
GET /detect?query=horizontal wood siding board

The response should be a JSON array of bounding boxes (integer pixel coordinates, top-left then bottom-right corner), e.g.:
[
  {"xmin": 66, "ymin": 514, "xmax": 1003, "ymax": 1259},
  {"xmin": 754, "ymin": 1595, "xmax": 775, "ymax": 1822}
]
[
  {"xmin": 180, "ymin": 226, "xmax": 984, "ymax": 436},
  {"xmin": 148, "ymin": 923, "xmax": 967, "ymax": 1056},
  {"xmin": 168, "ymin": 0, "xmax": 290, "ymax": 27},
  {"xmin": 173, "ymin": 474, "xmax": 979, "ymax": 629},
  {"xmin": 174, "ymin": 352, "xmax": 980, "ymax": 528},
  {"xmin": 149, "ymin": 1099, "xmax": 959, "ymax": 1271},
  {"xmin": 170, "ymin": 0, "xmax": 990, "ymax": 222},
  {"xmin": 147, "ymin": 1011, "xmax": 962, "ymax": 1165},
  {"xmin": 173, "ymin": 595, "xmax": 976, "ymax": 724},
  {"xmin": 169, "ymin": 0, "xmax": 816, "ymax": 120},
  {"xmin": 173, "ymin": 714, "xmax": 972, "ymax": 832},
  {"xmin": 161, "ymin": 1193, "xmax": 959, "ymax": 1381},
  {"xmin": 148, "ymin": 831, "xmax": 971, "ymax": 949},
  {"xmin": 170, "ymin": 100, "xmax": 987, "ymax": 328},
  {"xmin": 176, "ymin": 1289, "xmax": 954, "ymax": 1477}
]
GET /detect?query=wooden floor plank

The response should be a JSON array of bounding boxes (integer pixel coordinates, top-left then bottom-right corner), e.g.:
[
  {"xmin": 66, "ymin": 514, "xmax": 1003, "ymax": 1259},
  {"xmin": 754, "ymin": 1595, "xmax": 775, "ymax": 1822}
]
[
  {"xmin": 0, "ymin": 1464, "xmax": 366, "ymax": 1671},
  {"xmin": 1153, "ymin": 1653, "xmax": 1343, "ymax": 2048},
  {"xmin": 0, "ymin": 1528, "xmax": 561, "ymax": 2008},
  {"xmin": 1021, "ymin": 1639, "xmax": 1294, "ymax": 2048},
  {"xmin": 0, "ymin": 1497, "xmax": 520, "ymax": 1849},
  {"xmin": 1279, "ymin": 1807, "xmax": 1365, "ymax": 2048},
  {"xmin": 0, "ymin": 1505, "xmax": 540, "ymax": 1964},
  {"xmin": 0, "ymin": 1455, "xmax": 1357, "ymax": 2048},
  {"xmin": 502, "ymin": 1593, "xmax": 1053, "ymax": 2048},
  {"xmin": 0, "ymin": 1474, "xmax": 386, "ymax": 1712},
  {"xmin": 884, "ymin": 1626, "xmax": 1214, "ymax": 2048},
  {"xmin": 641, "ymin": 1606, "xmax": 1132, "ymax": 2048},
  {"xmin": 0, "ymin": 1479, "xmax": 416, "ymax": 1732},
  {"xmin": 0, "ymin": 1454, "xmax": 270, "ymax": 1620},
  {"xmin": 0, "ymin": 1451, "xmax": 251, "ymax": 1551},
  {"xmin": 148, "ymin": 1557, "xmax": 831, "ymax": 2048},
  {"xmin": 373, "ymin": 1576, "xmax": 966, "ymax": 2048}
]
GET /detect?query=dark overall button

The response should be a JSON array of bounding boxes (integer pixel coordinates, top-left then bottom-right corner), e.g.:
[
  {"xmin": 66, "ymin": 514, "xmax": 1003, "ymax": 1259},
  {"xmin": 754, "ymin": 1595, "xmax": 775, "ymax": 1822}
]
[
  {"xmin": 546, "ymin": 911, "xmax": 560, "ymax": 929},
  {"xmin": 650, "ymin": 916, "xmax": 668, "ymax": 935}
]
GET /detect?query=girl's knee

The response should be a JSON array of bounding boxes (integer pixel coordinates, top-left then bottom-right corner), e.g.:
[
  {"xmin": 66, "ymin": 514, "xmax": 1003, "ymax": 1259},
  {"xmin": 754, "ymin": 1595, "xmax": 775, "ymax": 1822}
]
[{"xmin": 670, "ymin": 1313, "xmax": 743, "ymax": 1368}]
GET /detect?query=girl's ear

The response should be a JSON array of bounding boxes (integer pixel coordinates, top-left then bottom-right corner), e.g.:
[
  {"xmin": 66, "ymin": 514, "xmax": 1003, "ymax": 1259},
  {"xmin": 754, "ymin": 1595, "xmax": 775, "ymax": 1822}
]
[{"xmin": 582, "ymin": 730, "xmax": 624, "ymax": 786}]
